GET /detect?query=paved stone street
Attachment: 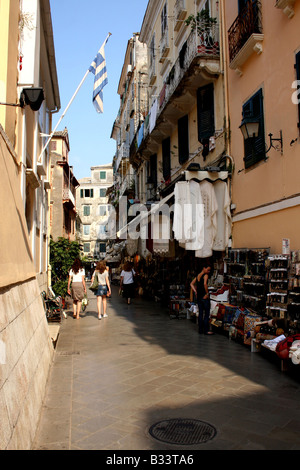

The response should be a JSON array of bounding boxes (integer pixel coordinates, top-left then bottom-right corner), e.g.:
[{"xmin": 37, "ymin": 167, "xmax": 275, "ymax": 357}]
[{"xmin": 33, "ymin": 285, "xmax": 300, "ymax": 450}]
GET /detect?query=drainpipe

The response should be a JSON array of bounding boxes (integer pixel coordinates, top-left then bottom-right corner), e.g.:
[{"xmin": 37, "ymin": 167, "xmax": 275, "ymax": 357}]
[
  {"xmin": 31, "ymin": 112, "xmax": 39, "ymax": 264},
  {"xmin": 219, "ymin": 0, "xmax": 231, "ymax": 157},
  {"xmin": 20, "ymin": 109, "xmax": 27, "ymax": 209}
]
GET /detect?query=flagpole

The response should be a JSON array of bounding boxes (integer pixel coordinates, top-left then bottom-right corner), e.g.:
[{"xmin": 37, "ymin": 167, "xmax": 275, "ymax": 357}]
[{"xmin": 38, "ymin": 32, "xmax": 112, "ymax": 162}]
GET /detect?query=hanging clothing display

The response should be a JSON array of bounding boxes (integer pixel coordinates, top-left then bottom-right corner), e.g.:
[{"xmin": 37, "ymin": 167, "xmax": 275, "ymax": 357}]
[
  {"xmin": 152, "ymin": 213, "xmax": 170, "ymax": 254},
  {"xmin": 195, "ymin": 180, "xmax": 218, "ymax": 259},
  {"xmin": 173, "ymin": 181, "xmax": 193, "ymax": 244},
  {"xmin": 212, "ymin": 180, "xmax": 232, "ymax": 252},
  {"xmin": 184, "ymin": 180, "xmax": 204, "ymax": 251}
]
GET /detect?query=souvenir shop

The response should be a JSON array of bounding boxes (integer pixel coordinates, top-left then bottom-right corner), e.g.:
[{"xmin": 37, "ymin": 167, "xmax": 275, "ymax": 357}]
[{"xmin": 107, "ymin": 171, "xmax": 300, "ymax": 371}]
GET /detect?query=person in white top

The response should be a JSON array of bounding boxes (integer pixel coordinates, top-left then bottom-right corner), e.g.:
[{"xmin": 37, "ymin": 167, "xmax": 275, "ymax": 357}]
[
  {"xmin": 91, "ymin": 261, "xmax": 111, "ymax": 319},
  {"xmin": 120, "ymin": 261, "xmax": 135, "ymax": 305},
  {"xmin": 67, "ymin": 259, "xmax": 86, "ymax": 319}
]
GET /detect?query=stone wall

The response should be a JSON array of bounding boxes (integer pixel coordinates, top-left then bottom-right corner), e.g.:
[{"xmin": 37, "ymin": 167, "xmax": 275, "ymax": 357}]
[{"xmin": 0, "ymin": 277, "xmax": 54, "ymax": 449}]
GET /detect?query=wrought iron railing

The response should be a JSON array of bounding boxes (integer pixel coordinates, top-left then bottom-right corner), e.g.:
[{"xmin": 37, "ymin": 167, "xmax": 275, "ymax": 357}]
[{"xmin": 228, "ymin": 0, "xmax": 262, "ymax": 63}]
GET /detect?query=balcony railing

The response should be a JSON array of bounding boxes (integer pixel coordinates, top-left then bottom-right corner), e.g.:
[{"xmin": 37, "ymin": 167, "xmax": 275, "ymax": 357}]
[
  {"xmin": 119, "ymin": 173, "xmax": 135, "ymax": 198},
  {"xmin": 160, "ymin": 25, "xmax": 219, "ymax": 112},
  {"xmin": 115, "ymin": 142, "xmax": 129, "ymax": 173},
  {"xmin": 228, "ymin": 0, "xmax": 262, "ymax": 63}
]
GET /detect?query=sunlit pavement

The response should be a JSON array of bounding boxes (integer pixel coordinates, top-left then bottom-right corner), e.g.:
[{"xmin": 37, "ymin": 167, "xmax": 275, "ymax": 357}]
[{"xmin": 33, "ymin": 285, "xmax": 300, "ymax": 450}]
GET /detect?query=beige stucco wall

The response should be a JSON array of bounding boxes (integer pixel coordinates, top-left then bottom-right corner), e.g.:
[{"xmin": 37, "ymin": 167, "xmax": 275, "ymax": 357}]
[
  {"xmin": 0, "ymin": 127, "xmax": 54, "ymax": 450},
  {"xmin": 225, "ymin": 0, "xmax": 300, "ymax": 250},
  {"xmin": 0, "ymin": 0, "xmax": 59, "ymax": 449}
]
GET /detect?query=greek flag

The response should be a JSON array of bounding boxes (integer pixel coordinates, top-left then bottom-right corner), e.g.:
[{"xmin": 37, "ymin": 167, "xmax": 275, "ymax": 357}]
[{"xmin": 89, "ymin": 34, "xmax": 111, "ymax": 113}]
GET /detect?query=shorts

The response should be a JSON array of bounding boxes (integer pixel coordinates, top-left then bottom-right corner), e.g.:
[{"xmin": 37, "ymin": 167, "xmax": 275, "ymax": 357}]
[{"xmin": 95, "ymin": 285, "xmax": 108, "ymax": 296}]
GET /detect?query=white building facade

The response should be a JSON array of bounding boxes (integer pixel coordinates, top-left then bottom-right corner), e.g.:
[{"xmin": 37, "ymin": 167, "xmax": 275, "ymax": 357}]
[{"xmin": 76, "ymin": 164, "xmax": 114, "ymax": 260}]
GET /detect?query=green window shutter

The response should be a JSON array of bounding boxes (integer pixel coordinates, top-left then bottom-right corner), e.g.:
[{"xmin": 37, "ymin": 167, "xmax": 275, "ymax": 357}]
[
  {"xmin": 243, "ymin": 88, "xmax": 266, "ymax": 169},
  {"xmin": 80, "ymin": 189, "xmax": 83, "ymax": 198},
  {"xmin": 197, "ymin": 83, "xmax": 215, "ymax": 141},
  {"xmin": 83, "ymin": 206, "xmax": 90, "ymax": 216},
  {"xmin": 150, "ymin": 154, "xmax": 157, "ymax": 187},
  {"xmin": 162, "ymin": 137, "xmax": 171, "ymax": 181},
  {"xmin": 178, "ymin": 115, "xmax": 189, "ymax": 164},
  {"xmin": 90, "ymin": 188, "xmax": 94, "ymax": 198}
]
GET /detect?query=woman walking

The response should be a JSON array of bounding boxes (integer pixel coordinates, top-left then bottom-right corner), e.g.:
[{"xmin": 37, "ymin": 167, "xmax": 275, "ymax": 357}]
[
  {"xmin": 190, "ymin": 264, "xmax": 214, "ymax": 335},
  {"xmin": 67, "ymin": 259, "xmax": 86, "ymax": 319},
  {"xmin": 91, "ymin": 261, "xmax": 111, "ymax": 319},
  {"xmin": 120, "ymin": 261, "xmax": 135, "ymax": 305}
]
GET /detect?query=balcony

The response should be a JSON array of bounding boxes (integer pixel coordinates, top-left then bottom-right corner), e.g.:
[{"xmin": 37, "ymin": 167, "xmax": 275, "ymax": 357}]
[
  {"xmin": 228, "ymin": 0, "xmax": 263, "ymax": 75},
  {"xmin": 119, "ymin": 173, "xmax": 135, "ymax": 198},
  {"xmin": 115, "ymin": 142, "xmax": 129, "ymax": 173},
  {"xmin": 63, "ymin": 187, "xmax": 75, "ymax": 207}
]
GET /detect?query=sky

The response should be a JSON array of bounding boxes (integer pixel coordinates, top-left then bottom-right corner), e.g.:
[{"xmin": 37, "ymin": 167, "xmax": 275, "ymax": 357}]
[{"xmin": 50, "ymin": 0, "xmax": 149, "ymax": 180}]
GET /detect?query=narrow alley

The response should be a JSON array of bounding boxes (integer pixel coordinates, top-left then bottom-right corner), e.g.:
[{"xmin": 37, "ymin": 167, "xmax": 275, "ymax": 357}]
[{"xmin": 33, "ymin": 285, "xmax": 300, "ymax": 451}]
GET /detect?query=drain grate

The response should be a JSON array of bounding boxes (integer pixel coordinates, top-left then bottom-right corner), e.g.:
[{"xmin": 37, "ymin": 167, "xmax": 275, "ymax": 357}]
[{"xmin": 149, "ymin": 419, "xmax": 217, "ymax": 446}]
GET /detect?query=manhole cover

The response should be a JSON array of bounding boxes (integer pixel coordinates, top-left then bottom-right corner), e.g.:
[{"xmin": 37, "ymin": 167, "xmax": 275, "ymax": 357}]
[{"xmin": 149, "ymin": 419, "xmax": 217, "ymax": 445}]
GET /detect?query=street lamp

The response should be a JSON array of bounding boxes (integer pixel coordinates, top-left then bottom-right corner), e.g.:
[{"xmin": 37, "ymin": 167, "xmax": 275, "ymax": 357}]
[
  {"xmin": 239, "ymin": 116, "xmax": 283, "ymax": 155},
  {"xmin": 239, "ymin": 116, "xmax": 260, "ymax": 140}
]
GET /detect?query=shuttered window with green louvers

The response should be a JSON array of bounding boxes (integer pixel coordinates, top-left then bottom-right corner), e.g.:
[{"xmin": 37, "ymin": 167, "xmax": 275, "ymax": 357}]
[
  {"xmin": 197, "ymin": 83, "xmax": 215, "ymax": 141},
  {"xmin": 242, "ymin": 88, "xmax": 266, "ymax": 169}
]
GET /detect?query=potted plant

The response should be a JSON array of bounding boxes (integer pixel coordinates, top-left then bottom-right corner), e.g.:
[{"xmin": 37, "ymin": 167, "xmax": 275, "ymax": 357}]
[{"xmin": 185, "ymin": 9, "xmax": 218, "ymax": 54}]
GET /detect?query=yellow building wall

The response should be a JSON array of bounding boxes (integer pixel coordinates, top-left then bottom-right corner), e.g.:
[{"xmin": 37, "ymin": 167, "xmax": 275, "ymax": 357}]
[
  {"xmin": 225, "ymin": 0, "xmax": 300, "ymax": 250},
  {"xmin": 232, "ymin": 205, "xmax": 300, "ymax": 254}
]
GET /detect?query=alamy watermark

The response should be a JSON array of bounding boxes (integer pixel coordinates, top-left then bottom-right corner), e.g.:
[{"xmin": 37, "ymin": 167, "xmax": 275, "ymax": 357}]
[
  {"xmin": 292, "ymin": 81, "xmax": 300, "ymax": 105},
  {"xmin": 98, "ymin": 196, "xmax": 205, "ymax": 246}
]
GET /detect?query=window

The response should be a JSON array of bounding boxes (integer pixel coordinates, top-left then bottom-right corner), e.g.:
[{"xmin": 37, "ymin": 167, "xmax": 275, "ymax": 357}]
[
  {"xmin": 100, "ymin": 171, "xmax": 106, "ymax": 180},
  {"xmin": 178, "ymin": 115, "xmax": 189, "ymax": 164},
  {"xmin": 148, "ymin": 154, "xmax": 157, "ymax": 187},
  {"xmin": 295, "ymin": 51, "xmax": 300, "ymax": 130},
  {"xmin": 161, "ymin": 3, "xmax": 167, "ymax": 36},
  {"xmin": 242, "ymin": 88, "xmax": 265, "ymax": 169},
  {"xmin": 83, "ymin": 242, "xmax": 90, "ymax": 253},
  {"xmin": 99, "ymin": 188, "xmax": 106, "ymax": 197},
  {"xmin": 150, "ymin": 34, "xmax": 155, "ymax": 69},
  {"xmin": 162, "ymin": 137, "xmax": 171, "ymax": 181},
  {"xmin": 83, "ymin": 225, "xmax": 90, "ymax": 235},
  {"xmin": 83, "ymin": 205, "xmax": 90, "ymax": 216},
  {"xmin": 99, "ymin": 243, "xmax": 106, "ymax": 253},
  {"xmin": 197, "ymin": 84, "xmax": 215, "ymax": 141},
  {"xmin": 80, "ymin": 188, "xmax": 94, "ymax": 198},
  {"xmin": 99, "ymin": 205, "xmax": 107, "ymax": 216}
]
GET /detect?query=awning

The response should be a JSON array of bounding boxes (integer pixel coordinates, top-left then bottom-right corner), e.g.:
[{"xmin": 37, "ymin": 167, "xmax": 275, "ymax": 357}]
[
  {"xmin": 117, "ymin": 191, "xmax": 174, "ymax": 239},
  {"xmin": 184, "ymin": 170, "xmax": 228, "ymax": 182}
]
